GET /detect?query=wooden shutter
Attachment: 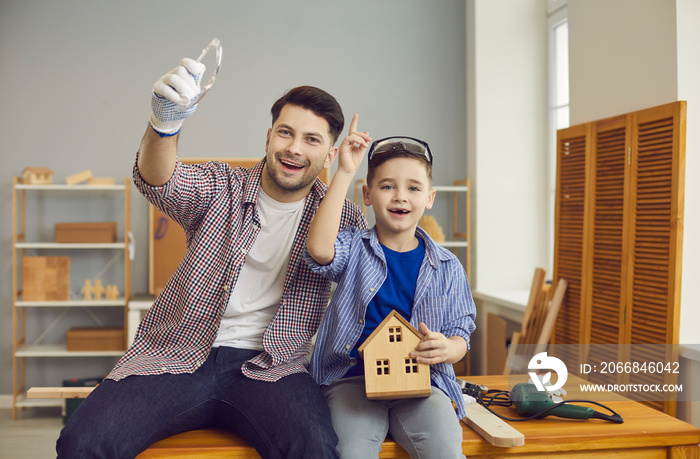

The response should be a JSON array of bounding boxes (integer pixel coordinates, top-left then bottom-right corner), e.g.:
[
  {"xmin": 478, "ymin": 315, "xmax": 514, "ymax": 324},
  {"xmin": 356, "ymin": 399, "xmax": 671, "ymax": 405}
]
[
  {"xmin": 551, "ymin": 123, "xmax": 591, "ymax": 366},
  {"xmin": 582, "ymin": 116, "xmax": 629, "ymax": 386},
  {"xmin": 625, "ymin": 103, "xmax": 685, "ymax": 413},
  {"xmin": 625, "ymin": 103, "xmax": 685, "ymax": 346},
  {"xmin": 551, "ymin": 101, "xmax": 685, "ymax": 415}
]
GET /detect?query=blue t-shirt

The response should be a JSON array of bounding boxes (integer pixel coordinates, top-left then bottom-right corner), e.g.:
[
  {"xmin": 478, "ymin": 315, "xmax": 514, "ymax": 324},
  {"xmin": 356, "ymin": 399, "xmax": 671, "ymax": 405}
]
[{"xmin": 345, "ymin": 238, "xmax": 426, "ymax": 378}]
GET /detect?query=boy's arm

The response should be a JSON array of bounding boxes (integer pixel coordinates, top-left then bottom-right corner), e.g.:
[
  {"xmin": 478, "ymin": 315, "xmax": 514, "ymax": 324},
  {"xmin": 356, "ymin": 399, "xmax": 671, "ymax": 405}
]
[
  {"xmin": 411, "ymin": 260, "xmax": 475, "ymax": 365},
  {"xmin": 306, "ymin": 114, "xmax": 371, "ymax": 265}
]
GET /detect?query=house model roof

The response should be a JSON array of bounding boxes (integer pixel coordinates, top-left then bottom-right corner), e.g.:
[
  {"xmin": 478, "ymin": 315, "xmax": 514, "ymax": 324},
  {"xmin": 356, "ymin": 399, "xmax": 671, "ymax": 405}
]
[
  {"xmin": 358, "ymin": 310, "xmax": 423, "ymax": 355},
  {"xmin": 22, "ymin": 167, "xmax": 54, "ymax": 174}
]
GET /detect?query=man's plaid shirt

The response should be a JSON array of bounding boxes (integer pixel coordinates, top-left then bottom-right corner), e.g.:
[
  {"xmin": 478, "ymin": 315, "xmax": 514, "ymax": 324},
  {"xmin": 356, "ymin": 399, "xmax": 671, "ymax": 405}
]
[{"xmin": 107, "ymin": 156, "xmax": 367, "ymax": 382}]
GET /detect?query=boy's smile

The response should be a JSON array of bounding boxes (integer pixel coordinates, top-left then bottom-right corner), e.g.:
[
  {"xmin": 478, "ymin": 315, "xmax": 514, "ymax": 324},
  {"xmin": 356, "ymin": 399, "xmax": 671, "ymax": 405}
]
[{"xmin": 363, "ymin": 157, "xmax": 436, "ymax": 251}]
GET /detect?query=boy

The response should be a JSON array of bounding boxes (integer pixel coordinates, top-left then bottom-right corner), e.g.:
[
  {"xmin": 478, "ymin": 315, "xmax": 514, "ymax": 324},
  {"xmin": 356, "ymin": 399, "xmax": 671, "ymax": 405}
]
[{"xmin": 305, "ymin": 116, "xmax": 476, "ymax": 458}]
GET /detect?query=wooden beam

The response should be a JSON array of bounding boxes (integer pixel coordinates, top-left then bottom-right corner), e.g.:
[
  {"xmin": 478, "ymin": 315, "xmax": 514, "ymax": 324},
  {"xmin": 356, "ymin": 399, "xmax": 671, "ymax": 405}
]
[{"xmin": 27, "ymin": 386, "xmax": 94, "ymax": 399}]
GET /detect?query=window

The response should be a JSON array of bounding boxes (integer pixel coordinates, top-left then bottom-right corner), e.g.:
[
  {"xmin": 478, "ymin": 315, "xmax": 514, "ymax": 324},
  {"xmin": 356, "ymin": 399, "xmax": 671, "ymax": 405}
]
[
  {"xmin": 376, "ymin": 359, "xmax": 390, "ymax": 376},
  {"xmin": 404, "ymin": 357, "xmax": 418, "ymax": 374},
  {"xmin": 547, "ymin": 1, "xmax": 569, "ymax": 273},
  {"xmin": 388, "ymin": 326, "xmax": 402, "ymax": 343}
]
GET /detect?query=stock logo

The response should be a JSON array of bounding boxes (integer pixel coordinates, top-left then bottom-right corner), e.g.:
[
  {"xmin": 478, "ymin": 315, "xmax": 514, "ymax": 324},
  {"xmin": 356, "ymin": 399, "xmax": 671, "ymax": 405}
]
[{"xmin": 528, "ymin": 352, "xmax": 568, "ymax": 392}]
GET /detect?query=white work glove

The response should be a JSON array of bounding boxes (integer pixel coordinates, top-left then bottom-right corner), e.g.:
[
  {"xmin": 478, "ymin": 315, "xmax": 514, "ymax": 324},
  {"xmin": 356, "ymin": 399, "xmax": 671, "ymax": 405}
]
[{"xmin": 149, "ymin": 58, "xmax": 206, "ymax": 136}]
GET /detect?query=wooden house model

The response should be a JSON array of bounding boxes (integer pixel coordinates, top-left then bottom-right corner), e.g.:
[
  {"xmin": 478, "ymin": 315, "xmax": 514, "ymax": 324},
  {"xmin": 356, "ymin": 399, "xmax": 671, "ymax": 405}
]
[
  {"xmin": 22, "ymin": 167, "xmax": 54, "ymax": 185},
  {"xmin": 358, "ymin": 310, "xmax": 431, "ymax": 400}
]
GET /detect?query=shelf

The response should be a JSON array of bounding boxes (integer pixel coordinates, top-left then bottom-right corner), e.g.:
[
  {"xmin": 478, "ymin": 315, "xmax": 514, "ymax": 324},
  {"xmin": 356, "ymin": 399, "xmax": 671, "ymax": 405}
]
[
  {"xmin": 16, "ymin": 299, "xmax": 126, "ymax": 307},
  {"xmin": 433, "ymin": 185, "xmax": 469, "ymax": 192},
  {"xmin": 14, "ymin": 393, "xmax": 62, "ymax": 409},
  {"xmin": 15, "ymin": 184, "xmax": 125, "ymax": 191},
  {"xmin": 15, "ymin": 242, "xmax": 124, "ymax": 249},
  {"xmin": 11, "ymin": 176, "xmax": 132, "ymax": 420},
  {"xmin": 15, "ymin": 344, "xmax": 125, "ymax": 358},
  {"xmin": 438, "ymin": 241, "xmax": 469, "ymax": 248}
]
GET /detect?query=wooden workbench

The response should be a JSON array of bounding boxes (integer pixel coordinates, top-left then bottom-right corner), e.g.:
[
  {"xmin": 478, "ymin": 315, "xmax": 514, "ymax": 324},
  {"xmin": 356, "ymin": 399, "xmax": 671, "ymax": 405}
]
[{"xmin": 134, "ymin": 374, "xmax": 700, "ymax": 458}]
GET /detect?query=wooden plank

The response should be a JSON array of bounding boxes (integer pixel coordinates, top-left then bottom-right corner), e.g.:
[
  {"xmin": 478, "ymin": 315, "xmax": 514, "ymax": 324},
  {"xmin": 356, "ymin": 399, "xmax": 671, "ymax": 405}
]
[
  {"xmin": 519, "ymin": 268, "xmax": 546, "ymax": 337},
  {"xmin": 534, "ymin": 278, "xmax": 568, "ymax": 350},
  {"xmin": 65, "ymin": 169, "xmax": 92, "ymax": 185},
  {"xmin": 461, "ymin": 402, "xmax": 525, "ymax": 448},
  {"xmin": 27, "ymin": 386, "xmax": 94, "ymax": 399}
]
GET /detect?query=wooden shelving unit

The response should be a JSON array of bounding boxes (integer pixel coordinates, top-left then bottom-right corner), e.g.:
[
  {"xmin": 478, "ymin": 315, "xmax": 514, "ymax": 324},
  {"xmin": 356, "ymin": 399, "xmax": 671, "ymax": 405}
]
[{"xmin": 11, "ymin": 177, "xmax": 132, "ymax": 419}]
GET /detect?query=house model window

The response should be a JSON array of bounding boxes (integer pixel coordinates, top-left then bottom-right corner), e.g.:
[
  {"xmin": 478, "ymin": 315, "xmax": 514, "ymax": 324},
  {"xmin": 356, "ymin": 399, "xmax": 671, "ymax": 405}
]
[
  {"xmin": 376, "ymin": 359, "xmax": 390, "ymax": 376},
  {"xmin": 404, "ymin": 357, "xmax": 418, "ymax": 374},
  {"xmin": 388, "ymin": 326, "xmax": 402, "ymax": 342}
]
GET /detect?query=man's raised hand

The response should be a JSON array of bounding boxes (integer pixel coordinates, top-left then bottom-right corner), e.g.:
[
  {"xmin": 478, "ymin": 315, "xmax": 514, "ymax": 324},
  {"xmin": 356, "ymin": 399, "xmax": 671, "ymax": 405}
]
[{"xmin": 149, "ymin": 58, "xmax": 206, "ymax": 136}]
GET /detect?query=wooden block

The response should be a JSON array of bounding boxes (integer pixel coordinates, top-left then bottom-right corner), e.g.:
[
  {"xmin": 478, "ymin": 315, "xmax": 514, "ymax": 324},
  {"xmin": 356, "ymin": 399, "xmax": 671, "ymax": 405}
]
[
  {"xmin": 462, "ymin": 402, "xmax": 525, "ymax": 447},
  {"xmin": 22, "ymin": 256, "xmax": 70, "ymax": 301},
  {"xmin": 87, "ymin": 177, "xmax": 115, "ymax": 185},
  {"xmin": 55, "ymin": 222, "xmax": 117, "ymax": 243},
  {"xmin": 22, "ymin": 167, "xmax": 54, "ymax": 184},
  {"xmin": 27, "ymin": 386, "xmax": 95, "ymax": 399},
  {"xmin": 66, "ymin": 169, "xmax": 92, "ymax": 185},
  {"xmin": 66, "ymin": 327, "xmax": 125, "ymax": 351}
]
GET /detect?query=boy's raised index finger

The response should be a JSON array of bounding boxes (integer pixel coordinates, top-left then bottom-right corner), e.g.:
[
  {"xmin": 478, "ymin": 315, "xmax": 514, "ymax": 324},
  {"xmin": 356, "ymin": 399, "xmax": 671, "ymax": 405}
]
[{"xmin": 349, "ymin": 113, "xmax": 359, "ymax": 135}]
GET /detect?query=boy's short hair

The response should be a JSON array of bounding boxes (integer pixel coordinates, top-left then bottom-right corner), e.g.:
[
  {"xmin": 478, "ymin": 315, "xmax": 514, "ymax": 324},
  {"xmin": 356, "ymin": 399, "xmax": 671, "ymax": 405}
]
[
  {"xmin": 270, "ymin": 86, "xmax": 345, "ymax": 145},
  {"xmin": 367, "ymin": 146, "xmax": 433, "ymax": 186}
]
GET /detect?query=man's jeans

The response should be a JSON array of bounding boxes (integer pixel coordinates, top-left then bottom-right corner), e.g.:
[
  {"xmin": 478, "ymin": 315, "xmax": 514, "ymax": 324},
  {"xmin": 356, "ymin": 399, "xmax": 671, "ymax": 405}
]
[{"xmin": 56, "ymin": 347, "xmax": 338, "ymax": 459}]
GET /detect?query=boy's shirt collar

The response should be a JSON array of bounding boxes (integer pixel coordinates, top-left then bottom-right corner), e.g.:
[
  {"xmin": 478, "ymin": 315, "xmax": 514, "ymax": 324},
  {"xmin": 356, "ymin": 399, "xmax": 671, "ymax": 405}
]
[{"xmin": 362, "ymin": 226, "xmax": 449, "ymax": 269}]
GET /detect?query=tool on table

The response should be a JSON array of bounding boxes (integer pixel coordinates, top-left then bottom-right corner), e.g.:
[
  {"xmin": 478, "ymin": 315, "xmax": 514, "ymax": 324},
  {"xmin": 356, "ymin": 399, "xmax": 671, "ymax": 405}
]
[
  {"xmin": 461, "ymin": 380, "xmax": 623, "ymax": 423},
  {"xmin": 458, "ymin": 379, "xmax": 624, "ymax": 448},
  {"xmin": 510, "ymin": 383, "xmax": 623, "ymax": 423}
]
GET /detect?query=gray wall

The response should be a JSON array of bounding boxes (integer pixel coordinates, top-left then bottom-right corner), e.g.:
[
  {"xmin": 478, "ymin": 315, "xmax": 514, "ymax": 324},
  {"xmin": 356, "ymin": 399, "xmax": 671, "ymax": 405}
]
[{"xmin": 0, "ymin": 1, "xmax": 467, "ymax": 394}]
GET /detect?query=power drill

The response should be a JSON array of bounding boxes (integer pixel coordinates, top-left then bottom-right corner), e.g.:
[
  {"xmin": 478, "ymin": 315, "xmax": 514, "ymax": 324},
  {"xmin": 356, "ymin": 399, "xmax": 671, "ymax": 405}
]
[{"xmin": 509, "ymin": 383, "xmax": 623, "ymax": 423}]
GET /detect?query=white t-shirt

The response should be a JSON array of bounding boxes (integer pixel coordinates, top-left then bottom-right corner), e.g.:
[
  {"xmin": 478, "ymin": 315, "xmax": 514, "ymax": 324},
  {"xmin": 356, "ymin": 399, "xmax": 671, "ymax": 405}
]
[{"xmin": 213, "ymin": 188, "xmax": 305, "ymax": 350}]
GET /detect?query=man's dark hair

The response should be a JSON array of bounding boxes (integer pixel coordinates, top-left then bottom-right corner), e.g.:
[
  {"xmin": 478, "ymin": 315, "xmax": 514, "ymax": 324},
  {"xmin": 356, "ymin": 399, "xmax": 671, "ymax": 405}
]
[
  {"xmin": 367, "ymin": 148, "xmax": 433, "ymax": 186},
  {"xmin": 270, "ymin": 86, "xmax": 345, "ymax": 145}
]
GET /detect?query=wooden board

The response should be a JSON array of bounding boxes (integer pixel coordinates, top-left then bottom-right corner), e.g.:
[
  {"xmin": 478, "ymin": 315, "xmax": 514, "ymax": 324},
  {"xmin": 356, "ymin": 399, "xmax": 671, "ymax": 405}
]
[
  {"xmin": 27, "ymin": 386, "xmax": 94, "ymax": 399},
  {"xmin": 65, "ymin": 169, "xmax": 92, "ymax": 185},
  {"xmin": 21, "ymin": 256, "xmax": 70, "ymax": 301},
  {"xmin": 148, "ymin": 158, "xmax": 330, "ymax": 296},
  {"xmin": 66, "ymin": 327, "xmax": 125, "ymax": 351},
  {"xmin": 55, "ymin": 222, "xmax": 117, "ymax": 243},
  {"xmin": 462, "ymin": 402, "xmax": 525, "ymax": 447},
  {"xmin": 487, "ymin": 313, "xmax": 507, "ymax": 375}
]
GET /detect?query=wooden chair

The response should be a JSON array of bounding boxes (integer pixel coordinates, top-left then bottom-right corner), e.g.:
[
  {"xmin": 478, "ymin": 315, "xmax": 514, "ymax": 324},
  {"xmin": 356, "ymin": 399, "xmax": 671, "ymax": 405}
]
[{"xmin": 503, "ymin": 268, "xmax": 567, "ymax": 374}]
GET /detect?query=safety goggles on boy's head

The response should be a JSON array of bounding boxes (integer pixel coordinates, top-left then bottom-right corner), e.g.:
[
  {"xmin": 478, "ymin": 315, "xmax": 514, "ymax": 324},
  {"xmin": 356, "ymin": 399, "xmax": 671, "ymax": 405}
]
[{"xmin": 367, "ymin": 136, "xmax": 433, "ymax": 165}]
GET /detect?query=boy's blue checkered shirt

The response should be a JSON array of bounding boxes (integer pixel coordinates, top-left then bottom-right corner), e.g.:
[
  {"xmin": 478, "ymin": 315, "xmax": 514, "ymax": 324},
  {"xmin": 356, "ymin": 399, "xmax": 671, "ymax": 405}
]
[{"xmin": 305, "ymin": 226, "xmax": 476, "ymax": 419}]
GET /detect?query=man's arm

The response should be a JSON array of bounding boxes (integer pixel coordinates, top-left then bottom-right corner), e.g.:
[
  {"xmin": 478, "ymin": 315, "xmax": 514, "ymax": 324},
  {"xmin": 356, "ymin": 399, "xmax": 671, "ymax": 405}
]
[
  {"xmin": 137, "ymin": 57, "xmax": 205, "ymax": 186},
  {"xmin": 137, "ymin": 127, "xmax": 178, "ymax": 186},
  {"xmin": 306, "ymin": 114, "xmax": 371, "ymax": 265}
]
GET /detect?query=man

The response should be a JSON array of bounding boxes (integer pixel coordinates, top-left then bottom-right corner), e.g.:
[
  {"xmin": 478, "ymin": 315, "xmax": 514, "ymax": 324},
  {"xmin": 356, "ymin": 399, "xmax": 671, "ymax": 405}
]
[{"xmin": 57, "ymin": 56, "xmax": 368, "ymax": 459}]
